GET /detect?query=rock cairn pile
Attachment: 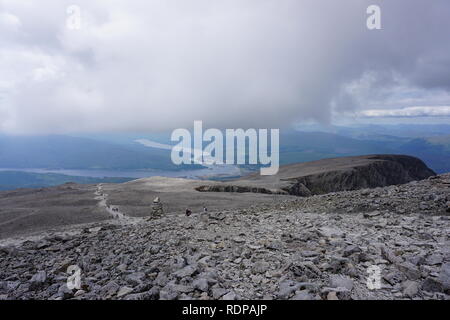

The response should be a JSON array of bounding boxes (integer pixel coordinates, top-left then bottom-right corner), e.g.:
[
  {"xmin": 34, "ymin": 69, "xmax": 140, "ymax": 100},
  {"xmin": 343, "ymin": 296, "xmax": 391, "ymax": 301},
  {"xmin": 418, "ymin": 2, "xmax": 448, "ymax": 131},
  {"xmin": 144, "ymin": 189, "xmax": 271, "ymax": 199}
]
[{"xmin": 150, "ymin": 197, "xmax": 164, "ymax": 219}]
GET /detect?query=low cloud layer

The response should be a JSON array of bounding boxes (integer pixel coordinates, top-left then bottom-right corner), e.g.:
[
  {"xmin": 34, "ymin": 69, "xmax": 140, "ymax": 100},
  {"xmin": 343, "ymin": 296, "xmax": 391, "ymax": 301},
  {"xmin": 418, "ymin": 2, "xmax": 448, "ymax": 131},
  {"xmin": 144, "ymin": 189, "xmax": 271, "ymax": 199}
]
[
  {"xmin": 359, "ymin": 106, "xmax": 450, "ymax": 118},
  {"xmin": 1, "ymin": 0, "xmax": 450, "ymax": 134}
]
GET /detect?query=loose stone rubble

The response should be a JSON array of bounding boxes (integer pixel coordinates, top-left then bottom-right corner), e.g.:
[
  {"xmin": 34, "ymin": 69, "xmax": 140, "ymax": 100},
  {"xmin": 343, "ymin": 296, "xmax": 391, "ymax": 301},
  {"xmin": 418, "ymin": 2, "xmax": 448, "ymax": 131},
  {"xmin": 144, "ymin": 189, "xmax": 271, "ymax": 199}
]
[{"xmin": 0, "ymin": 174, "xmax": 449, "ymax": 300}]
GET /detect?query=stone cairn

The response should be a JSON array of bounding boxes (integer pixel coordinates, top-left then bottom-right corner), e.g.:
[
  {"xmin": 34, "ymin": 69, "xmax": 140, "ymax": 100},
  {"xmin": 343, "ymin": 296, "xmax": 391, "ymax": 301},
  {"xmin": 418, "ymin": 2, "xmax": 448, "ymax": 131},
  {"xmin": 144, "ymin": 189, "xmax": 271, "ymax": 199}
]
[{"xmin": 150, "ymin": 197, "xmax": 164, "ymax": 218}]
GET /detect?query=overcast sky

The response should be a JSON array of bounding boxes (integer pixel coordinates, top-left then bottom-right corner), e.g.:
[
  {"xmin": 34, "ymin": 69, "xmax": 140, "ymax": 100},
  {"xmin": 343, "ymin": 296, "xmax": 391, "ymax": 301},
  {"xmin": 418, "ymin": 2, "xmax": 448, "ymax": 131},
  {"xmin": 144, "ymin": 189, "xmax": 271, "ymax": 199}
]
[{"xmin": 1, "ymin": 0, "xmax": 450, "ymax": 134}]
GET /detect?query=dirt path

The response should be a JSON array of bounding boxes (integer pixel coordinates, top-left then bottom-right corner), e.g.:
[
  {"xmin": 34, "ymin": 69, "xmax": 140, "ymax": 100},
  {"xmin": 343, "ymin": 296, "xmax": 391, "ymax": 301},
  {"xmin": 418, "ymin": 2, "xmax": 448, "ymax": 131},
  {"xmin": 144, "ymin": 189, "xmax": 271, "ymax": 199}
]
[{"xmin": 94, "ymin": 184, "xmax": 140, "ymax": 224}]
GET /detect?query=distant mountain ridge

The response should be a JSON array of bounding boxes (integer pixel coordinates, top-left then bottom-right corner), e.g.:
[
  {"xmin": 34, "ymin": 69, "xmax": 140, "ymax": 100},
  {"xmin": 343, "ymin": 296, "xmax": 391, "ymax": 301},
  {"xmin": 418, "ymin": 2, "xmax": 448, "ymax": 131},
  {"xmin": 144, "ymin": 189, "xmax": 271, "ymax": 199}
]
[{"xmin": 279, "ymin": 130, "xmax": 450, "ymax": 174}]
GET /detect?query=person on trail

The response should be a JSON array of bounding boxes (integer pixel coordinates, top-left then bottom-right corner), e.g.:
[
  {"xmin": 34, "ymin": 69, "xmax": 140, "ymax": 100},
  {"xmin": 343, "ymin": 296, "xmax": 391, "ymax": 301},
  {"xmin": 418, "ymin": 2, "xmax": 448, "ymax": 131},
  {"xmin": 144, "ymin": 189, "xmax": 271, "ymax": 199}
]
[
  {"xmin": 203, "ymin": 206, "xmax": 208, "ymax": 213},
  {"xmin": 185, "ymin": 208, "xmax": 192, "ymax": 217}
]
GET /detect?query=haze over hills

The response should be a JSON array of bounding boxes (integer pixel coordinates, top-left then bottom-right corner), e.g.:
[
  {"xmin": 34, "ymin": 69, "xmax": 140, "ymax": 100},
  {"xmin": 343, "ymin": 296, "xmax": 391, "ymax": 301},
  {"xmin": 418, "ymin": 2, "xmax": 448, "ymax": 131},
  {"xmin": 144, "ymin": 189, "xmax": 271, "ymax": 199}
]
[
  {"xmin": 279, "ymin": 131, "xmax": 393, "ymax": 165},
  {"xmin": 0, "ymin": 135, "xmax": 196, "ymax": 171},
  {"xmin": 279, "ymin": 130, "xmax": 450, "ymax": 174},
  {"xmin": 397, "ymin": 136, "xmax": 450, "ymax": 174},
  {"xmin": 297, "ymin": 124, "xmax": 450, "ymax": 139},
  {"xmin": 0, "ymin": 124, "xmax": 449, "ymax": 191}
]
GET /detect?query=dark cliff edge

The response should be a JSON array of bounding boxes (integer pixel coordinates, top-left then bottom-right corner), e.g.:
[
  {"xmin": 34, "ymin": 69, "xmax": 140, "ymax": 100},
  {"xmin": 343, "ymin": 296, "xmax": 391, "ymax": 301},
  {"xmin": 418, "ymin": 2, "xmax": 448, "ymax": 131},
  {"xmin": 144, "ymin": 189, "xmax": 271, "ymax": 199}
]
[{"xmin": 196, "ymin": 154, "xmax": 436, "ymax": 196}]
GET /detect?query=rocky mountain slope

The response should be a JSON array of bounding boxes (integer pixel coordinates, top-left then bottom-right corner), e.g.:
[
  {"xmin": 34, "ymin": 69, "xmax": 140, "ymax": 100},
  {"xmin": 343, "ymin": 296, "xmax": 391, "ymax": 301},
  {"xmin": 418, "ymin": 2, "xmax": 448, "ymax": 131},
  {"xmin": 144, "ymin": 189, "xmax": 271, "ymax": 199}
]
[
  {"xmin": 196, "ymin": 155, "xmax": 436, "ymax": 196},
  {"xmin": 1, "ymin": 173, "xmax": 449, "ymax": 300}
]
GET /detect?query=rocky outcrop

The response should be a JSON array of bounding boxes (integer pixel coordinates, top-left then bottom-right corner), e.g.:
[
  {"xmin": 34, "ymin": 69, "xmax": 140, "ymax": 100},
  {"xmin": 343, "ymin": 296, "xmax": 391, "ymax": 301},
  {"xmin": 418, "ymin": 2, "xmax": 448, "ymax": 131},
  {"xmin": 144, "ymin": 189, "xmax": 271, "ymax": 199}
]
[
  {"xmin": 288, "ymin": 173, "xmax": 450, "ymax": 215},
  {"xmin": 196, "ymin": 155, "xmax": 436, "ymax": 197},
  {"xmin": 285, "ymin": 155, "xmax": 436, "ymax": 196},
  {"xmin": 195, "ymin": 185, "xmax": 286, "ymax": 195}
]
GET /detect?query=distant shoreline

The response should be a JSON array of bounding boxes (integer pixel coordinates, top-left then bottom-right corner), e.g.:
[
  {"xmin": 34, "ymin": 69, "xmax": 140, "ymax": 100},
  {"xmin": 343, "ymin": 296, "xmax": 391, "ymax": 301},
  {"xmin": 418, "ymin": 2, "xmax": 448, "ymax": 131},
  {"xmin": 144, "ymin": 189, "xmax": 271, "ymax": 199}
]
[
  {"xmin": 0, "ymin": 166, "xmax": 246, "ymax": 191},
  {"xmin": 0, "ymin": 166, "xmax": 243, "ymax": 179}
]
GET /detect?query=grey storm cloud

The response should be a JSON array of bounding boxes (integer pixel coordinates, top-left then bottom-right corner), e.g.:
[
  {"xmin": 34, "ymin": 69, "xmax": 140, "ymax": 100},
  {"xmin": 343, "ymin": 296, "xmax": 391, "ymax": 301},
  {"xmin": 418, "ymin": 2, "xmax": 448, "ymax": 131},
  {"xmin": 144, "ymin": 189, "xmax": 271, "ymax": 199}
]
[{"xmin": 0, "ymin": 0, "xmax": 449, "ymax": 134}]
